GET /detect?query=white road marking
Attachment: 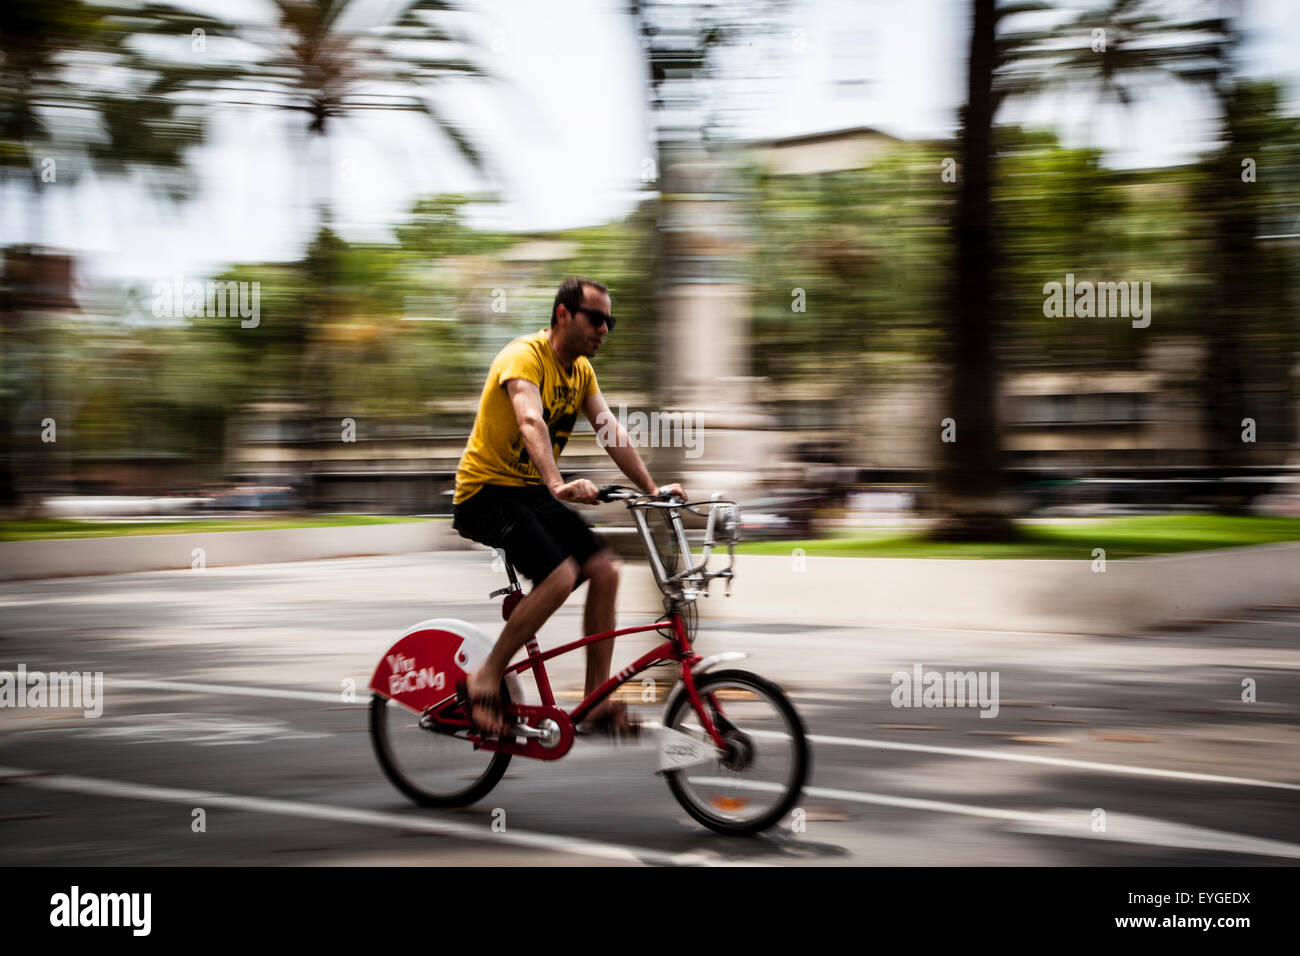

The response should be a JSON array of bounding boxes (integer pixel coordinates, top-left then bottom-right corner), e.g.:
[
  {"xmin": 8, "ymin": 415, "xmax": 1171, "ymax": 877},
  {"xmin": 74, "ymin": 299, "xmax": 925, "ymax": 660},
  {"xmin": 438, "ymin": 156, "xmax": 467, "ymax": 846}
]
[
  {"xmin": 85, "ymin": 713, "xmax": 328, "ymax": 747},
  {"xmin": 106, "ymin": 678, "xmax": 345, "ymax": 704},
  {"xmin": 655, "ymin": 721, "xmax": 1300, "ymax": 792},
  {"xmin": 100, "ymin": 681, "xmax": 1300, "ymax": 792},
  {"xmin": 681, "ymin": 776, "xmax": 1300, "ymax": 860},
  {"xmin": 801, "ymin": 732, "xmax": 1300, "ymax": 792},
  {"xmin": 1004, "ymin": 810, "xmax": 1300, "ymax": 860},
  {"xmin": 0, "ymin": 765, "xmax": 750, "ymax": 868}
]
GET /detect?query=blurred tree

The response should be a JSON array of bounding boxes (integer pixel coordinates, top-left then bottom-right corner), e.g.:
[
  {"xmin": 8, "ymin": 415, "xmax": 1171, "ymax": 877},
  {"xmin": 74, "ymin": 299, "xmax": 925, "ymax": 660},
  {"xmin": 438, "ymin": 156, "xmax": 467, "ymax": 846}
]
[
  {"xmin": 994, "ymin": 127, "xmax": 1201, "ymax": 369},
  {"xmin": 187, "ymin": 0, "xmax": 491, "ymax": 235},
  {"xmin": 554, "ymin": 202, "xmax": 659, "ymax": 394},
  {"xmin": 0, "ymin": 0, "xmax": 225, "ymax": 214},
  {"xmin": 750, "ymin": 147, "xmax": 948, "ymax": 387},
  {"xmin": 177, "ymin": 0, "xmax": 496, "ymax": 502},
  {"xmin": 1195, "ymin": 78, "xmax": 1300, "ymax": 480},
  {"xmin": 0, "ymin": 0, "xmax": 226, "ymax": 512},
  {"xmin": 933, "ymin": 0, "xmax": 1243, "ymax": 537},
  {"xmin": 1045, "ymin": 3, "xmax": 1298, "ymax": 495},
  {"xmin": 932, "ymin": 0, "xmax": 1017, "ymax": 540},
  {"xmin": 81, "ymin": 195, "xmax": 656, "ymax": 486}
]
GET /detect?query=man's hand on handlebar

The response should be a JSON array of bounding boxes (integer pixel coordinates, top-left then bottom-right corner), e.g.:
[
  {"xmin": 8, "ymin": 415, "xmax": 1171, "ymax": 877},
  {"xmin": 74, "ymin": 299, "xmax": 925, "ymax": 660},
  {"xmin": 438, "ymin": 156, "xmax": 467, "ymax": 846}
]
[
  {"xmin": 550, "ymin": 478, "xmax": 600, "ymax": 505},
  {"xmin": 656, "ymin": 482, "xmax": 688, "ymax": 502},
  {"xmin": 587, "ymin": 482, "xmax": 690, "ymax": 504}
]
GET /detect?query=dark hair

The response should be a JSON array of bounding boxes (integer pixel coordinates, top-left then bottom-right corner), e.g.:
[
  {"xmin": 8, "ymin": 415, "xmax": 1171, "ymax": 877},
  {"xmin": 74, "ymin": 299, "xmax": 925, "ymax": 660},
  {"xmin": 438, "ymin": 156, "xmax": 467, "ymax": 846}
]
[{"xmin": 550, "ymin": 276, "xmax": 608, "ymax": 328}]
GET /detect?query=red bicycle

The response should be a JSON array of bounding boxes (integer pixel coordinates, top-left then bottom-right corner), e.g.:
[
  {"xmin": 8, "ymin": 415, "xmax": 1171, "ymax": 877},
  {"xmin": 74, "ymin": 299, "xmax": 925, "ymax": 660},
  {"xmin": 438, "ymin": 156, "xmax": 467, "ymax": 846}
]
[{"xmin": 368, "ymin": 485, "xmax": 809, "ymax": 835}]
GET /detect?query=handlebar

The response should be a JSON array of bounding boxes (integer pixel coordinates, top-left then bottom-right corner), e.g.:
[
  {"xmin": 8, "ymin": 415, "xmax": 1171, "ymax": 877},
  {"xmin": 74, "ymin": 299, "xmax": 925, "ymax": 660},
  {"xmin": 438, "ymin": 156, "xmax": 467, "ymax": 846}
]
[
  {"xmin": 593, "ymin": 484, "xmax": 740, "ymax": 603},
  {"xmin": 595, "ymin": 484, "xmax": 731, "ymax": 515},
  {"xmin": 595, "ymin": 483, "xmax": 668, "ymax": 503}
]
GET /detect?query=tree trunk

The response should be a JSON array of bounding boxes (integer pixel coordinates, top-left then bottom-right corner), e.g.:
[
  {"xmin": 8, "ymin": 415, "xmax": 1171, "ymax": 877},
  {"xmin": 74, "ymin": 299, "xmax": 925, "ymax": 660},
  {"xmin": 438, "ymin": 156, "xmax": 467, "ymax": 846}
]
[
  {"xmin": 932, "ymin": 0, "xmax": 1016, "ymax": 541},
  {"xmin": 1200, "ymin": 77, "xmax": 1259, "ymax": 511}
]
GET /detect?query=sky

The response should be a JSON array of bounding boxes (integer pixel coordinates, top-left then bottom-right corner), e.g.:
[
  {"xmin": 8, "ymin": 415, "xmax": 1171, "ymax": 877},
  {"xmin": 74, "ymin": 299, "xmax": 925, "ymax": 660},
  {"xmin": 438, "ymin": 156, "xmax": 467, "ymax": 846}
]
[{"xmin": 4, "ymin": 0, "xmax": 1299, "ymax": 292}]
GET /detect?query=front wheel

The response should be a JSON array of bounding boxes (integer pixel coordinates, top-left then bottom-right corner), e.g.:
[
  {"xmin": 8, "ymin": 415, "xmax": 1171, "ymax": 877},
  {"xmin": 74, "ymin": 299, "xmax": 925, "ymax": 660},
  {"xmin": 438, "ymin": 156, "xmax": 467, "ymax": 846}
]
[
  {"xmin": 662, "ymin": 669, "xmax": 809, "ymax": 835},
  {"xmin": 370, "ymin": 684, "xmax": 514, "ymax": 808}
]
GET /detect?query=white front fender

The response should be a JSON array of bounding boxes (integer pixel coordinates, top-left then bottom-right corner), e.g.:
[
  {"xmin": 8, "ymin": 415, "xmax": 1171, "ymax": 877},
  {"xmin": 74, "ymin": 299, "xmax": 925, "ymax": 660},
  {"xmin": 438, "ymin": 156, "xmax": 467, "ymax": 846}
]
[{"xmin": 692, "ymin": 651, "xmax": 747, "ymax": 675}]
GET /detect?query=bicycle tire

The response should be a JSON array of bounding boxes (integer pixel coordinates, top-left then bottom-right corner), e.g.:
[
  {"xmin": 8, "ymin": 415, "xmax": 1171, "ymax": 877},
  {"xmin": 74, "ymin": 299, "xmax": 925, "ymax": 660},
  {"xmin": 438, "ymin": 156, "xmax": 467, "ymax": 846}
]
[
  {"xmin": 370, "ymin": 681, "xmax": 514, "ymax": 808},
  {"xmin": 662, "ymin": 669, "xmax": 809, "ymax": 836}
]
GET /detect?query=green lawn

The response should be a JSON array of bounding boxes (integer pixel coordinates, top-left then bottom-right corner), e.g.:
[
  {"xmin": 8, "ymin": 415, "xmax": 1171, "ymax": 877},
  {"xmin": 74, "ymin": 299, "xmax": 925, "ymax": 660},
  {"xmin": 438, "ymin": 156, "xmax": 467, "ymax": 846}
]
[
  {"xmin": 735, "ymin": 514, "xmax": 1300, "ymax": 559},
  {"xmin": 0, "ymin": 515, "xmax": 439, "ymax": 542}
]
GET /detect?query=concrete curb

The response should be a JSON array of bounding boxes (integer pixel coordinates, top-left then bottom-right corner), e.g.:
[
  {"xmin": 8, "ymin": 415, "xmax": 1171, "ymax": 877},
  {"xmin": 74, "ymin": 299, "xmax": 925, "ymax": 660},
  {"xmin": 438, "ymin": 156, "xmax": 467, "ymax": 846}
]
[
  {"xmin": 614, "ymin": 543, "xmax": 1300, "ymax": 635},
  {"xmin": 4, "ymin": 524, "xmax": 1297, "ymax": 635},
  {"xmin": 0, "ymin": 520, "xmax": 472, "ymax": 580}
]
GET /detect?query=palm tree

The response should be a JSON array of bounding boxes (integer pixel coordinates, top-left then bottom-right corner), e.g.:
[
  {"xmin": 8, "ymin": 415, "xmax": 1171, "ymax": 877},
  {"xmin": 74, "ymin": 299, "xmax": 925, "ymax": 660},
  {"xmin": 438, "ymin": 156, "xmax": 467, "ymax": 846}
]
[
  {"xmin": 188, "ymin": 0, "xmax": 489, "ymax": 235},
  {"xmin": 1196, "ymin": 78, "xmax": 1300, "ymax": 487},
  {"xmin": 0, "ymin": 0, "xmax": 225, "ymax": 220},
  {"xmin": 932, "ymin": 0, "xmax": 1042, "ymax": 540},
  {"xmin": 173, "ymin": 0, "xmax": 494, "ymax": 504},
  {"xmin": 1045, "ymin": 0, "xmax": 1228, "ymax": 106},
  {"xmin": 933, "ymin": 0, "xmax": 1235, "ymax": 538}
]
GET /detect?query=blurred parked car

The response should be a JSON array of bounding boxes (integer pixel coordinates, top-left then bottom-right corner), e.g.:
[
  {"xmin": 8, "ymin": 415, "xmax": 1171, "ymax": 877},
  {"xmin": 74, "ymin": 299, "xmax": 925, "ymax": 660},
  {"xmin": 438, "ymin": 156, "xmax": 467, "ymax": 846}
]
[
  {"xmin": 737, "ymin": 491, "xmax": 825, "ymax": 540},
  {"xmin": 203, "ymin": 484, "xmax": 302, "ymax": 512},
  {"xmin": 43, "ymin": 495, "xmax": 210, "ymax": 518}
]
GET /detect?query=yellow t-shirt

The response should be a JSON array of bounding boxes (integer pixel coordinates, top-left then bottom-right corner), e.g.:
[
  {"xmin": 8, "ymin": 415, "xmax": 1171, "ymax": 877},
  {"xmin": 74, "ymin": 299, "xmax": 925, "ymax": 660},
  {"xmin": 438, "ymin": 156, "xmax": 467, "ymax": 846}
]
[{"xmin": 453, "ymin": 330, "xmax": 600, "ymax": 504}]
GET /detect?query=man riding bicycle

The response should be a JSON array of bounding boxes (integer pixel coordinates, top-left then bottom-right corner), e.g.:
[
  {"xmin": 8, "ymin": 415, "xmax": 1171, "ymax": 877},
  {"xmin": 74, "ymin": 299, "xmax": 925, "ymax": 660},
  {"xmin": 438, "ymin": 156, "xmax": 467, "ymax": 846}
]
[{"xmin": 452, "ymin": 276, "xmax": 685, "ymax": 737}]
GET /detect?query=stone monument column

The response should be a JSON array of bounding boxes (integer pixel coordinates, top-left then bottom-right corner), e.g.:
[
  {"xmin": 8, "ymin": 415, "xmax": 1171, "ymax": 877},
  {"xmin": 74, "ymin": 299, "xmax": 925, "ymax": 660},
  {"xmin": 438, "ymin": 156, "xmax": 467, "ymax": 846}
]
[{"xmin": 652, "ymin": 147, "xmax": 777, "ymax": 503}]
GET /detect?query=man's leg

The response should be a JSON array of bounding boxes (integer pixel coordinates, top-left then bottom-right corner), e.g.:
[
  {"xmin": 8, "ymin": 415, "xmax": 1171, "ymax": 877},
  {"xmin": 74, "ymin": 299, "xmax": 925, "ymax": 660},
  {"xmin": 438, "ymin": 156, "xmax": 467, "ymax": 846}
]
[
  {"xmin": 465, "ymin": 557, "xmax": 578, "ymax": 734},
  {"xmin": 579, "ymin": 548, "xmax": 621, "ymax": 721}
]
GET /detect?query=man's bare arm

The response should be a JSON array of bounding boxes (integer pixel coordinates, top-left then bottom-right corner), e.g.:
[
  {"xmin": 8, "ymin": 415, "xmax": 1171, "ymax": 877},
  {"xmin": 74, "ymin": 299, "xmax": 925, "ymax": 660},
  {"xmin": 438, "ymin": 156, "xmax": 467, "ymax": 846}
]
[
  {"xmin": 583, "ymin": 392, "xmax": 686, "ymax": 499},
  {"xmin": 507, "ymin": 379, "xmax": 598, "ymax": 503}
]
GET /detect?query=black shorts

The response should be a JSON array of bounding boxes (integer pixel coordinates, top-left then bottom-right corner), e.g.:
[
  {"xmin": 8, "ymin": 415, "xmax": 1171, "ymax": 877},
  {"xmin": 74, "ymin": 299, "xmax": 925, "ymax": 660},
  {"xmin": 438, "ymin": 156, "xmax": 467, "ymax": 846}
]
[{"xmin": 452, "ymin": 483, "xmax": 607, "ymax": 585}]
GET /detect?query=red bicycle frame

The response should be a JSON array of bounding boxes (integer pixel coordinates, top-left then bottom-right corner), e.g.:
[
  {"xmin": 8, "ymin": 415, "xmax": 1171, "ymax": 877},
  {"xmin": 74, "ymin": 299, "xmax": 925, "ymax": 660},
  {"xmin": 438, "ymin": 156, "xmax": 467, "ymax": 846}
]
[
  {"xmin": 429, "ymin": 610, "xmax": 728, "ymax": 760},
  {"xmin": 424, "ymin": 485, "xmax": 742, "ymax": 761}
]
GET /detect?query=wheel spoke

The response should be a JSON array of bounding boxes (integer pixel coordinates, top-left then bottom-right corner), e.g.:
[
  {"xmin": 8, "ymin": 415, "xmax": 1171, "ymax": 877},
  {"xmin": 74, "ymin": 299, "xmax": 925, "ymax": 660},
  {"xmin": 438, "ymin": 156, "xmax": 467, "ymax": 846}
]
[
  {"xmin": 370, "ymin": 691, "xmax": 513, "ymax": 807},
  {"xmin": 663, "ymin": 672, "xmax": 808, "ymax": 834}
]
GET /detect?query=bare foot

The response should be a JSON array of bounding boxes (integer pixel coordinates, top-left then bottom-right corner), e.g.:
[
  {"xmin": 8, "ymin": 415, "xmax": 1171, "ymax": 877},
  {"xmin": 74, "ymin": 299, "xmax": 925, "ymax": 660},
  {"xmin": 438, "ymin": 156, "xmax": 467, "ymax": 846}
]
[
  {"xmin": 586, "ymin": 699, "xmax": 619, "ymax": 722},
  {"xmin": 582, "ymin": 699, "xmax": 641, "ymax": 738},
  {"xmin": 464, "ymin": 667, "xmax": 507, "ymax": 736}
]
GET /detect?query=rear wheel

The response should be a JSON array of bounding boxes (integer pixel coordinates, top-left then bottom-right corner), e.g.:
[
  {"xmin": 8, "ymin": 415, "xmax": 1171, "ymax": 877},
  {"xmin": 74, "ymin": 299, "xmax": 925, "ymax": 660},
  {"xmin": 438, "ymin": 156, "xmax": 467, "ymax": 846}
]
[
  {"xmin": 370, "ymin": 682, "xmax": 514, "ymax": 808},
  {"xmin": 662, "ymin": 669, "xmax": 809, "ymax": 835}
]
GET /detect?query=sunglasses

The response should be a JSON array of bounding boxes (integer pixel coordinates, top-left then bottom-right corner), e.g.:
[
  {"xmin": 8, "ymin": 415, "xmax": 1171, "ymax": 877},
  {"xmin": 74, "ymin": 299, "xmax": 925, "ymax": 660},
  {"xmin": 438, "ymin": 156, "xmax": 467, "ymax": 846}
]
[{"xmin": 571, "ymin": 305, "xmax": 615, "ymax": 331}]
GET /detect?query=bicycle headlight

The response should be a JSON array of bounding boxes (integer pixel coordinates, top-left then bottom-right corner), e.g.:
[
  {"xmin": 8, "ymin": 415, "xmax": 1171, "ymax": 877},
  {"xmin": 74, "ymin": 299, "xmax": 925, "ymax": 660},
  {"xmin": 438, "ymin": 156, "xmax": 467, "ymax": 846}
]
[{"xmin": 719, "ymin": 504, "xmax": 742, "ymax": 544}]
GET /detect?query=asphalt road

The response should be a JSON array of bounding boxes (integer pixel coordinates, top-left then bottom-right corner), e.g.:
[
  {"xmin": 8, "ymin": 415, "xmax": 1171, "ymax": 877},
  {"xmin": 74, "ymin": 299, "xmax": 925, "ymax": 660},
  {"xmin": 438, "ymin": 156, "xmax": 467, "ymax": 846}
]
[{"xmin": 1, "ymin": 552, "xmax": 1297, "ymax": 866}]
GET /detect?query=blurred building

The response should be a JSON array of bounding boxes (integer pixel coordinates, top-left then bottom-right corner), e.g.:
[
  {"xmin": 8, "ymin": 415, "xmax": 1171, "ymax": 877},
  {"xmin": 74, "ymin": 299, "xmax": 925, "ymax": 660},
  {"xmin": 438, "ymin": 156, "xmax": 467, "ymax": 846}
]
[
  {"xmin": 223, "ymin": 394, "xmax": 664, "ymax": 514},
  {"xmin": 2, "ymin": 247, "xmax": 80, "ymax": 508},
  {"xmin": 756, "ymin": 125, "xmax": 903, "ymax": 176}
]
